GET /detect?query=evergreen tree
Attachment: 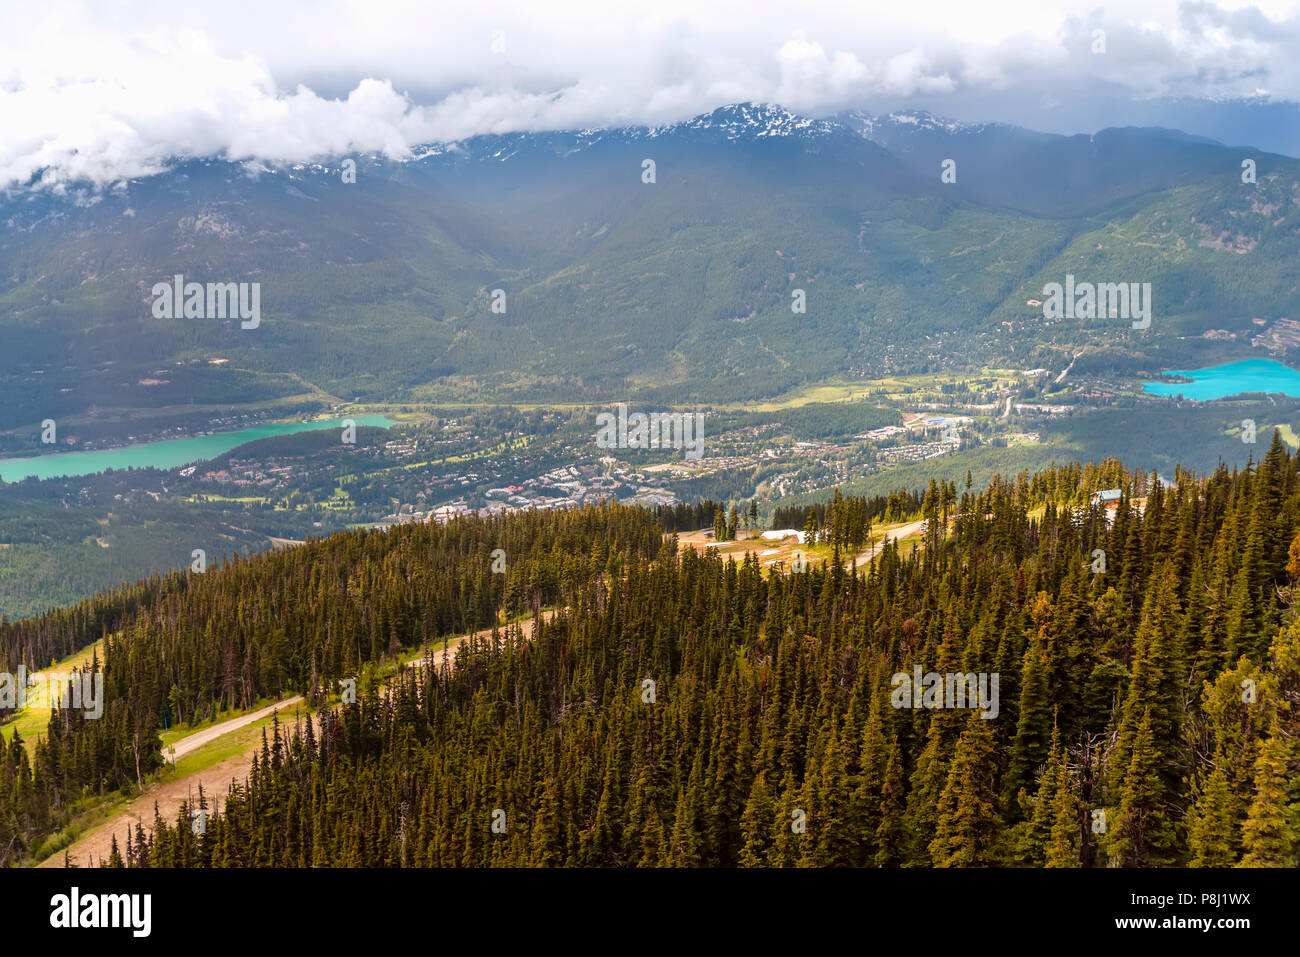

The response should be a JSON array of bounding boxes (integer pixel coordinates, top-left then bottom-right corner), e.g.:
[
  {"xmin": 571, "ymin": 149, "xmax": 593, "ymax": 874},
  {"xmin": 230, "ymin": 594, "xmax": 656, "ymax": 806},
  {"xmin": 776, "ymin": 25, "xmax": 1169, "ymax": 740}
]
[
  {"xmin": 929, "ymin": 717, "xmax": 1003, "ymax": 867},
  {"xmin": 1188, "ymin": 768, "xmax": 1238, "ymax": 867},
  {"xmin": 1239, "ymin": 724, "xmax": 1297, "ymax": 867}
]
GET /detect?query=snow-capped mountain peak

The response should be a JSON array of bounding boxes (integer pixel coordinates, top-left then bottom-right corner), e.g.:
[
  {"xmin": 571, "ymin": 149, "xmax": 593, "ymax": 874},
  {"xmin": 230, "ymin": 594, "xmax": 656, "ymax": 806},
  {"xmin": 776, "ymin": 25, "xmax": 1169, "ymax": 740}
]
[
  {"xmin": 647, "ymin": 103, "xmax": 838, "ymax": 141},
  {"xmin": 838, "ymin": 108, "xmax": 984, "ymax": 139}
]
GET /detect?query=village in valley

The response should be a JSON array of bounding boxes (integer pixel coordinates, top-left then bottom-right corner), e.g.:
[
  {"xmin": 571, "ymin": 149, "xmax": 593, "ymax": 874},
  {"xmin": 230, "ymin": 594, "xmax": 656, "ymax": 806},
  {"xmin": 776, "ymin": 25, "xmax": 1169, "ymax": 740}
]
[{"xmin": 136, "ymin": 363, "xmax": 1167, "ymax": 540}]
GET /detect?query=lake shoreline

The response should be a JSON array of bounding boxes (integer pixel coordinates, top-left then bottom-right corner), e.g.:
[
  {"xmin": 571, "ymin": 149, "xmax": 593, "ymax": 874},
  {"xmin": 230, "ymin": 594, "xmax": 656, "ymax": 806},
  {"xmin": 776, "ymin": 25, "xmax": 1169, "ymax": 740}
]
[
  {"xmin": 0, "ymin": 414, "xmax": 396, "ymax": 483},
  {"xmin": 1141, "ymin": 358, "xmax": 1300, "ymax": 401}
]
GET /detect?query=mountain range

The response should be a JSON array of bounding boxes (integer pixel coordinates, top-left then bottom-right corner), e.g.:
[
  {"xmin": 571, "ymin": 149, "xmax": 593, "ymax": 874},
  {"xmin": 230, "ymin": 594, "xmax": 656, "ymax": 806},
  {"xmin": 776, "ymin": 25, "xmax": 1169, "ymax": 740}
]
[{"xmin": 1, "ymin": 103, "xmax": 1298, "ymax": 445}]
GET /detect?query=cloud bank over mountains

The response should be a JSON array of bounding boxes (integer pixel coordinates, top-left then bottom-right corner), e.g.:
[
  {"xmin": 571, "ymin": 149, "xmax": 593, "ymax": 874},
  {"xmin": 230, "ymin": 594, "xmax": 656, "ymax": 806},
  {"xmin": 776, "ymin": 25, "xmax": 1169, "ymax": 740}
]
[{"xmin": 3, "ymin": 0, "xmax": 1299, "ymax": 190}]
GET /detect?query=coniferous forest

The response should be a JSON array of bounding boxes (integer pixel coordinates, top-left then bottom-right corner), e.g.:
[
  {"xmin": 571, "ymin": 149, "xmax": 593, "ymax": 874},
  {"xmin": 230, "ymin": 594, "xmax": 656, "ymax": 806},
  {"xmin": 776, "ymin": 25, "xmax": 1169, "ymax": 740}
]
[{"xmin": 3, "ymin": 438, "xmax": 1300, "ymax": 868}]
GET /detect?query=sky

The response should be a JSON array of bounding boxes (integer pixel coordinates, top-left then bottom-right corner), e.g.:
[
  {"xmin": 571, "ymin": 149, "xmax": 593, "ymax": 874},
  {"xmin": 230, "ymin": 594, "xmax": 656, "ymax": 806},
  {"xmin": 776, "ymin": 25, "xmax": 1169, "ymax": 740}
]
[{"xmin": 3, "ymin": 0, "xmax": 1300, "ymax": 189}]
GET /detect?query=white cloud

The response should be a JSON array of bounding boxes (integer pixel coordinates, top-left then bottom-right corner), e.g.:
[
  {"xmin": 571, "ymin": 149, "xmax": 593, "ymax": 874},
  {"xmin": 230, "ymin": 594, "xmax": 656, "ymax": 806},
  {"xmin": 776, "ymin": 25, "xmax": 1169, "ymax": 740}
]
[
  {"xmin": 775, "ymin": 31, "xmax": 871, "ymax": 108},
  {"xmin": 1, "ymin": 0, "xmax": 1298, "ymax": 189}
]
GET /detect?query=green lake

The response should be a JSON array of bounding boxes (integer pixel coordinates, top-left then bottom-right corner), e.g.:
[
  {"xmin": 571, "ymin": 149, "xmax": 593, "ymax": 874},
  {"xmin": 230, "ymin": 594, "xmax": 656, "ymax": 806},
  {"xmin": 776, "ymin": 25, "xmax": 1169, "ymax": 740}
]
[
  {"xmin": 0, "ymin": 415, "xmax": 395, "ymax": 482},
  {"xmin": 1141, "ymin": 359, "xmax": 1300, "ymax": 401}
]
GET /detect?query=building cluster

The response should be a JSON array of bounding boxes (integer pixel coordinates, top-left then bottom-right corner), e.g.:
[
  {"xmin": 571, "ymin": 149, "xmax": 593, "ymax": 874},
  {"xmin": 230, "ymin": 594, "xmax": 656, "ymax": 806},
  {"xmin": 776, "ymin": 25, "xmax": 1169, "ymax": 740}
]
[
  {"xmin": 1251, "ymin": 318, "xmax": 1300, "ymax": 354},
  {"xmin": 377, "ymin": 463, "xmax": 678, "ymax": 527},
  {"xmin": 877, "ymin": 440, "xmax": 956, "ymax": 463}
]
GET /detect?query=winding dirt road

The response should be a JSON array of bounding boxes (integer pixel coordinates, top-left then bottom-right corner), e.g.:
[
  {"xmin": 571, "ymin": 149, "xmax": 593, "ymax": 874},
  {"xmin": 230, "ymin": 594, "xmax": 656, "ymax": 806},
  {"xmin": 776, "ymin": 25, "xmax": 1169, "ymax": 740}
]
[
  {"xmin": 44, "ymin": 611, "xmax": 555, "ymax": 868},
  {"xmin": 43, "ymin": 697, "xmax": 310, "ymax": 868}
]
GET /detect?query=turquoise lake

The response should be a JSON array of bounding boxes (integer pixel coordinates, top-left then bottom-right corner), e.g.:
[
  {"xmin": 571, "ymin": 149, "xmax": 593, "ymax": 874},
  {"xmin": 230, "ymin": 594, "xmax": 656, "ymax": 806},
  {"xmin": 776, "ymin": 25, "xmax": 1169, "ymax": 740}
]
[
  {"xmin": 1141, "ymin": 359, "xmax": 1300, "ymax": 401},
  {"xmin": 0, "ymin": 414, "xmax": 395, "ymax": 483}
]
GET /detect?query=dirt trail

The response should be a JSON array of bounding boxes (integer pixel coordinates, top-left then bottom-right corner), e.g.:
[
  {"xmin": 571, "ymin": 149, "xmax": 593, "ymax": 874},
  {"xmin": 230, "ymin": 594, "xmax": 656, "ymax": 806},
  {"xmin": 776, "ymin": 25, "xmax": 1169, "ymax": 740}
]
[
  {"xmin": 165, "ymin": 696, "xmax": 304, "ymax": 763},
  {"xmin": 852, "ymin": 520, "xmax": 926, "ymax": 569},
  {"xmin": 44, "ymin": 611, "xmax": 555, "ymax": 868},
  {"xmin": 44, "ymin": 702, "xmax": 312, "ymax": 868}
]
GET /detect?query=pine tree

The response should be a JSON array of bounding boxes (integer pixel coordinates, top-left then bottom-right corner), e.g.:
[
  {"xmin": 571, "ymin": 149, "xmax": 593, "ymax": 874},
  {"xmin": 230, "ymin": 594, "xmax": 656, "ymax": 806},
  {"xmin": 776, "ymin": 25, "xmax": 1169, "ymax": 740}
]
[
  {"xmin": 1239, "ymin": 726, "xmax": 1297, "ymax": 867},
  {"xmin": 810, "ymin": 721, "xmax": 851, "ymax": 866},
  {"xmin": 1108, "ymin": 709, "xmax": 1179, "ymax": 866},
  {"xmin": 1044, "ymin": 752, "xmax": 1080, "ymax": 868},
  {"xmin": 738, "ymin": 772, "xmax": 775, "ymax": 867},
  {"xmin": 874, "ymin": 739, "xmax": 906, "ymax": 867},
  {"xmin": 529, "ymin": 779, "xmax": 565, "ymax": 867},
  {"xmin": 1188, "ymin": 767, "xmax": 1238, "ymax": 867},
  {"xmin": 1014, "ymin": 717, "xmax": 1063, "ymax": 865},
  {"xmin": 1005, "ymin": 636, "xmax": 1053, "ymax": 810},
  {"xmin": 929, "ymin": 716, "xmax": 1003, "ymax": 867}
]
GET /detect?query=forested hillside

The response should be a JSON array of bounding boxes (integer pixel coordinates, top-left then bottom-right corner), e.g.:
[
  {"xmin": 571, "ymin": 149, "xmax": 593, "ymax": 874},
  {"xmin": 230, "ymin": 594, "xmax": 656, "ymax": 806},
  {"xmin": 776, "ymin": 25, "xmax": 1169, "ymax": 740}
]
[
  {"xmin": 4, "ymin": 105, "xmax": 1299, "ymax": 434},
  {"xmin": 4, "ymin": 441, "xmax": 1300, "ymax": 867}
]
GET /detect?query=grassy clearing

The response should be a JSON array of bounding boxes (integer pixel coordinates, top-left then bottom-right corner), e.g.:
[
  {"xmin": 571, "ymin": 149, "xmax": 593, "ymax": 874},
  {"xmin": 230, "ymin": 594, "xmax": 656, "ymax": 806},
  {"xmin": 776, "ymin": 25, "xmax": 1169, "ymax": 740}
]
[
  {"xmin": 1, "ymin": 707, "xmax": 50, "ymax": 745},
  {"xmin": 1, "ymin": 639, "xmax": 106, "ymax": 749},
  {"xmin": 677, "ymin": 525, "xmax": 909, "ymax": 571},
  {"xmin": 720, "ymin": 368, "xmax": 1042, "ymax": 412}
]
